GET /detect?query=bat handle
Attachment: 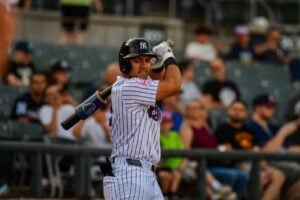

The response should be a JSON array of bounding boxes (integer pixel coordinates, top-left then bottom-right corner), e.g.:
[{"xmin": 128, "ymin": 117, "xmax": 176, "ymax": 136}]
[{"xmin": 61, "ymin": 112, "xmax": 81, "ymax": 130}]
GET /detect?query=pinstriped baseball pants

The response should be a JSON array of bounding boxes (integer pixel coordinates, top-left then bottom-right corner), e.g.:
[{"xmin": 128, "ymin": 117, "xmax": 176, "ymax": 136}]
[{"xmin": 103, "ymin": 157, "xmax": 163, "ymax": 200}]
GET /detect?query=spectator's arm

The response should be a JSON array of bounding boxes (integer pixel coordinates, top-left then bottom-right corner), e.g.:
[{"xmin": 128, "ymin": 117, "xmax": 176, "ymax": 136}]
[
  {"xmin": 93, "ymin": 0, "xmax": 103, "ymax": 13},
  {"xmin": 263, "ymin": 121, "xmax": 298, "ymax": 152},
  {"xmin": 254, "ymin": 42, "xmax": 272, "ymax": 56},
  {"xmin": 180, "ymin": 121, "xmax": 193, "ymax": 149},
  {"xmin": 43, "ymin": 108, "xmax": 58, "ymax": 134},
  {"xmin": 73, "ymin": 120, "xmax": 84, "ymax": 138},
  {"xmin": 288, "ymin": 145, "xmax": 300, "ymax": 153},
  {"xmin": 6, "ymin": 73, "xmax": 23, "ymax": 86},
  {"xmin": 24, "ymin": 0, "xmax": 32, "ymax": 11}
]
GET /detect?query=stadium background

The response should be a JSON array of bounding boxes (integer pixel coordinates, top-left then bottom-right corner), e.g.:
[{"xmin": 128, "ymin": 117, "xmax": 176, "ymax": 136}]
[{"xmin": 1, "ymin": 0, "xmax": 300, "ymax": 199}]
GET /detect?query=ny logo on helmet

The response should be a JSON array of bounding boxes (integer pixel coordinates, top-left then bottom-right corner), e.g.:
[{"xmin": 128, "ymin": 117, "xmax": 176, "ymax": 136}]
[{"xmin": 139, "ymin": 42, "xmax": 147, "ymax": 50}]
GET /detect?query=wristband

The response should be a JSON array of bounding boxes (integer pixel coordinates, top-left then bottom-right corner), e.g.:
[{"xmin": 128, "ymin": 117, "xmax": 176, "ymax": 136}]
[
  {"xmin": 164, "ymin": 57, "xmax": 177, "ymax": 69},
  {"xmin": 152, "ymin": 66, "xmax": 164, "ymax": 73}
]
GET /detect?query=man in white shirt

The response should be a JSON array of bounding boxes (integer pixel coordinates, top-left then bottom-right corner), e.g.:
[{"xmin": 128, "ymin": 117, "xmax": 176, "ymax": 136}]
[
  {"xmin": 185, "ymin": 26, "xmax": 217, "ymax": 62},
  {"xmin": 39, "ymin": 84, "xmax": 80, "ymax": 141}
]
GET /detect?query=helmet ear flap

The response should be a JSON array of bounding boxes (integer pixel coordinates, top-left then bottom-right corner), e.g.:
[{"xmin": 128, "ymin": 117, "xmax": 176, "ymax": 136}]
[{"xmin": 120, "ymin": 59, "xmax": 131, "ymax": 73}]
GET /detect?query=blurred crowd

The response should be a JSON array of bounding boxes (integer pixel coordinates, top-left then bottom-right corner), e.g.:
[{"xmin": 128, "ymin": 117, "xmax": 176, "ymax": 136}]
[{"xmin": 1, "ymin": 2, "xmax": 300, "ymax": 199}]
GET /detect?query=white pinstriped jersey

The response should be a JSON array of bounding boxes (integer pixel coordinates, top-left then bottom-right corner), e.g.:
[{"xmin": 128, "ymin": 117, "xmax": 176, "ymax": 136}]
[{"xmin": 109, "ymin": 75, "xmax": 162, "ymax": 164}]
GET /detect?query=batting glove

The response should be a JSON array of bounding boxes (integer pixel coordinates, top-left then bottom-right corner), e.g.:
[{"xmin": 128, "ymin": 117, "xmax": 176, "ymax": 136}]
[{"xmin": 151, "ymin": 41, "xmax": 175, "ymax": 70}]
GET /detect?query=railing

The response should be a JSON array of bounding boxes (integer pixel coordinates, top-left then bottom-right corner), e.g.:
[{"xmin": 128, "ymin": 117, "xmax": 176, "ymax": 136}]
[{"xmin": 0, "ymin": 141, "xmax": 300, "ymax": 199}]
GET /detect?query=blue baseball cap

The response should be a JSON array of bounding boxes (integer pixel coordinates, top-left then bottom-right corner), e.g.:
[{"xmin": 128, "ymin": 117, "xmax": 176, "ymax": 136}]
[{"xmin": 51, "ymin": 60, "xmax": 72, "ymax": 72}]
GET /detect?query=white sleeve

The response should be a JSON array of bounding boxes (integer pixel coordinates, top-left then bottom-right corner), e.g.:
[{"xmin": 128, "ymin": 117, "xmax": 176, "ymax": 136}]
[
  {"xmin": 39, "ymin": 106, "xmax": 52, "ymax": 125},
  {"xmin": 122, "ymin": 78, "xmax": 159, "ymax": 106},
  {"xmin": 60, "ymin": 105, "xmax": 75, "ymax": 122},
  {"xmin": 185, "ymin": 43, "xmax": 195, "ymax": 58}
]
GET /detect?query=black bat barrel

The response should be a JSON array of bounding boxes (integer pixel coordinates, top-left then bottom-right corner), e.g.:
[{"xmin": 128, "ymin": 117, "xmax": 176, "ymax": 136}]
[{"xmin": 61, "ymin": 86, "xmax": 112, "ymax": 130}]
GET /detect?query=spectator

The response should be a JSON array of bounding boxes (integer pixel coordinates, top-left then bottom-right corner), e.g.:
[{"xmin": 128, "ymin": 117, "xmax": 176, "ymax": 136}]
[
  {"xmin": 248, "ymin": 93, "xmax": 297, "ymax": 150},
  {"xmin": 82, "ymin": 62, "xmax": 121, "ymax": 100},
  {"xmin": 17, "ymin": 0, "xmax": 32, "ymax": 11},
  {"xmin": 183, "ymin": 99, "xmax": 246, "ymax": 199},
  {"xmin": 161, "ymin": 94, "xmax": 184, "ymax": 132},
  {"xmin": 185, "ymin": 26, "xmax": 217, "ymax": 62},
  {"xmin": 104, "ymin": 62, "xmax": 121, "ymax": 85},
  {"xmin": 11, "ymin": 73, "xmax": 47, "ymax": 123},
  {"xmin": 248, "ymin": 93, "xmax": 300, "ymax": 199},
  {"xmin": 215, "ymin": 100, "xmax": 285, "ymax": 200},
  {"xmin": 227, "ymin": 25, "xmax": 255, "ymax": 65},
  {"xmin": 49, "ymin": 60, "xmax": 77, "ymax": 105},
  {"xmin": 178, "ymin": 59, "xmax": 202, "ymax": 107},
  {"xmin": 39, "ymin": 84, "xmax": 81, "ymax": 141},
  {"xmin": 158, "ymin": 111, "xmax": 186, "ymax": 199},
  {"xmin": 59, "ymin": 0, "xmax": 103, "ymax": 45},
  {"xmin": 4, "ymin": 41, "xmax": 35, "ymax": 86},
  {"xmin": 73, "ymin": 104, "xmax": 110, "ymax": 161},
  {"xmin": 254, "ymin": 26, "xmax": 290, "ymax": 64},
  {"xmin": 202, "ymin": 58, "xmax": 241, "ymax": 108}
]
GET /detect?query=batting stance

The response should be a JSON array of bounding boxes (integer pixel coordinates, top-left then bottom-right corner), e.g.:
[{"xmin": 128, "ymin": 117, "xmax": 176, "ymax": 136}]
[{"xmin": 101, "ymin": 38, "xmax": 181, "ymax": 199}]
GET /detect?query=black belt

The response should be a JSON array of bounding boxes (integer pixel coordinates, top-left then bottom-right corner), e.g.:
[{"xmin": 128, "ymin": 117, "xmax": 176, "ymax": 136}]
[{"xmin": 113, "ymin": 158, "xmax": 157, "ymax": 172}]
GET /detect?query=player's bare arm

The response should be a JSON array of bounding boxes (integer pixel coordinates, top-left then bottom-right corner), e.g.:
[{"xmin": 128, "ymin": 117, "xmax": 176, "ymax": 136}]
[{"xmin": 151, "ymin": 41, "xmax": 182, "ymax": 101}]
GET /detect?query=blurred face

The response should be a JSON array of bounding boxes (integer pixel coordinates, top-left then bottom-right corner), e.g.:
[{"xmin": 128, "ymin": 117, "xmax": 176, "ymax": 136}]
[
  {"xmin": 196, "ymin": 33, "xmax": 210, "ymax": 44},
  {"xmin": 30, "ymin": 74, "xmax": 47, "ymax": 95},
  {"xmin": 210, "ymin": 59, "xmax": 226, "ymax": 81},
  {"xmin": 267, "ymin": 30, "xmax": 281, "ymax": 43},
  {"xmin": 237, "ymin": 34, "xmax": 250, "ymax": 47},
  {"xmin": 161, "ymin": 120, "xmax": 173, "ymax": 134},
  {"xmin": 105, "ymin": 63, "xmax": 121, "ymax": 84},
  {"xmin": 228, "ymin": 102, "xmax": 247, "ymax": 123},
  {"xmin": 255, "ymin": 105, "xmax": 276, "ymax": 121},
  {"xmin": 183, "ymin": 65, "xmax": 194, "ymax": 81},
  {"xmin": 52, "ymin": 71, "xmax": 70, "ymax": 86},
  {"xmin": 13, "ymin": 51, "xmax": 31, "ymax": 64},
  {"xmin": 186, "ymin": 100, "xmax": 208, "ymax": 121},
  {"xmin": 45, "ymin": 85, "xmax": 63, "ymax": 106},
  {"xmin": 128, "ymin": 56, "xmax": 152, "ymax": 79},
  {"xmin": 163, "ymin": 94, "xmax": 180, "ymax": 108}
]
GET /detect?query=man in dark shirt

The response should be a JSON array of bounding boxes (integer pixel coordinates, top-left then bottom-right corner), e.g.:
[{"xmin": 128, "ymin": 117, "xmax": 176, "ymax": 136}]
[
  {"xmin": 227, "ymin": 25, "xmax": 255, "ymax": 65},
  {"xmin": 247, "ymin": 93, "xmax": 300, "ymax": 199},
  {"xmin": 4, "ymin": 41, "xmax": 36, "ymax": 86},
  {"xmin": 202, "ymin": 58, "xmax": 241, "ymax": 108},
  {"xmin": 247, "ymin": 93, "xmax": 298, "ymax": 150},
  {"xmin": 215, "ymin": 100, "xmax": 257, "ymax": 151},
  {"xmin": 11, "ymin": 73, "xmax": 47, "ymax": 123},
  {"xmin": 254, "ymin": 26, "xmax": 290, "ymax": 65}
]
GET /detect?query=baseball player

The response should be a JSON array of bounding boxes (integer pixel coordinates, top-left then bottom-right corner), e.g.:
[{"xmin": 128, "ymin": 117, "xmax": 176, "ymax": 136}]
[{"xmin": 102, "ymin": 38, "xmax": 181, "ymax": 200}]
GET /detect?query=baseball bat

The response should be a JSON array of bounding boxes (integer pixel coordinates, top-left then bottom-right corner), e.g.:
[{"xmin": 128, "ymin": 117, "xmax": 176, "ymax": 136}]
[{"xmin": 61, "ymin": 86, "xmax": 112, "ymax": 130}]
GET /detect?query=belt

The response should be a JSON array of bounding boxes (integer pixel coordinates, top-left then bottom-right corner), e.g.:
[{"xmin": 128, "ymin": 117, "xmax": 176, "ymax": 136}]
[{"xmin": 112, "ymin": 158, "xmax": 157, "ymax": 172}]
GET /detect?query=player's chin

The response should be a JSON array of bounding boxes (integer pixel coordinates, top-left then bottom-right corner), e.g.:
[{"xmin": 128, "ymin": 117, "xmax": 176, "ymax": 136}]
[{"xmin": 137, "ymin": 71, "xmax": 149, "ymax": 78}]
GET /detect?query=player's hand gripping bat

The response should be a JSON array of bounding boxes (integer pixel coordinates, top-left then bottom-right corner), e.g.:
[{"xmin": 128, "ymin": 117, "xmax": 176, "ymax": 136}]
[{"xmin": 61, "ymin": 40, "xmax": 175, "ymax": 130}]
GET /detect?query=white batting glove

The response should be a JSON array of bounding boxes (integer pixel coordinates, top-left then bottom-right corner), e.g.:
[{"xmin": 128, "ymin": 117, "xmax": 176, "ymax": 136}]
[{"xmin": 151, "ymin": 41, "xmax": 175, "ymax": 70}]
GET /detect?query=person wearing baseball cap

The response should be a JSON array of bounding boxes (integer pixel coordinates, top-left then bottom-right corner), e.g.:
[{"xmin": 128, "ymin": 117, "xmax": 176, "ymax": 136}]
[
  {"xmin": 248, "ymin": 93, "xmax": 298, "ymax": 149},
  {"xmin": 249, "ymin": 94, "xmax": 300, "ymax": 199},
  {"xmin": 4, "ymin": 41, "xmax": 36, "ymax": 86},
  {"xmin": 227, "ymin": 25, "xmax": 255, "ymax": 65},
  {"xmin": 49, "ymin": 60, "xmax": 76, "ymax": 105}
]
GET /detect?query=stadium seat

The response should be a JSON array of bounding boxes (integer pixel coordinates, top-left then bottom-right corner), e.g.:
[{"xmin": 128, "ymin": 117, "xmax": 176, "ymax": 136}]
[
  {"xmin": 0, "ymin": 85, "xmax": 29, "ymax": 121},
  {"xmin": 0, "ymin": 120, "xmax": 43, "ymax": 141}
]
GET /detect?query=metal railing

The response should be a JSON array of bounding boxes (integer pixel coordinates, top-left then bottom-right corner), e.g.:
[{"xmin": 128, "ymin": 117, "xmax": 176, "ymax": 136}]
[{"xmin": 0, "ymin": 141, "xmax": 300, "ymax": 199}]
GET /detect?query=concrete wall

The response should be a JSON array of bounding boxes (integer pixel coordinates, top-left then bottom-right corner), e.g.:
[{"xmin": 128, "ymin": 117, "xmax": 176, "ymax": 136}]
[{"xmin": 15, "ymin": 11, "xmax": 184, "ymax": 50}]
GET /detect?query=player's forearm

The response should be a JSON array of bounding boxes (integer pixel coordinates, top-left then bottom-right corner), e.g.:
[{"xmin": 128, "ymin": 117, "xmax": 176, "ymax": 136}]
[{"xmin": 162, "ymin": 63, "xmax": 181, "ymax": 92}]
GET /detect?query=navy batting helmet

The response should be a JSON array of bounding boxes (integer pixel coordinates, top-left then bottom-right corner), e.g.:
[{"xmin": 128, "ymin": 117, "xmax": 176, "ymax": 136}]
[{"xmin": 119, "ymin": 38, "xmax": 157, "ymax": 73}]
